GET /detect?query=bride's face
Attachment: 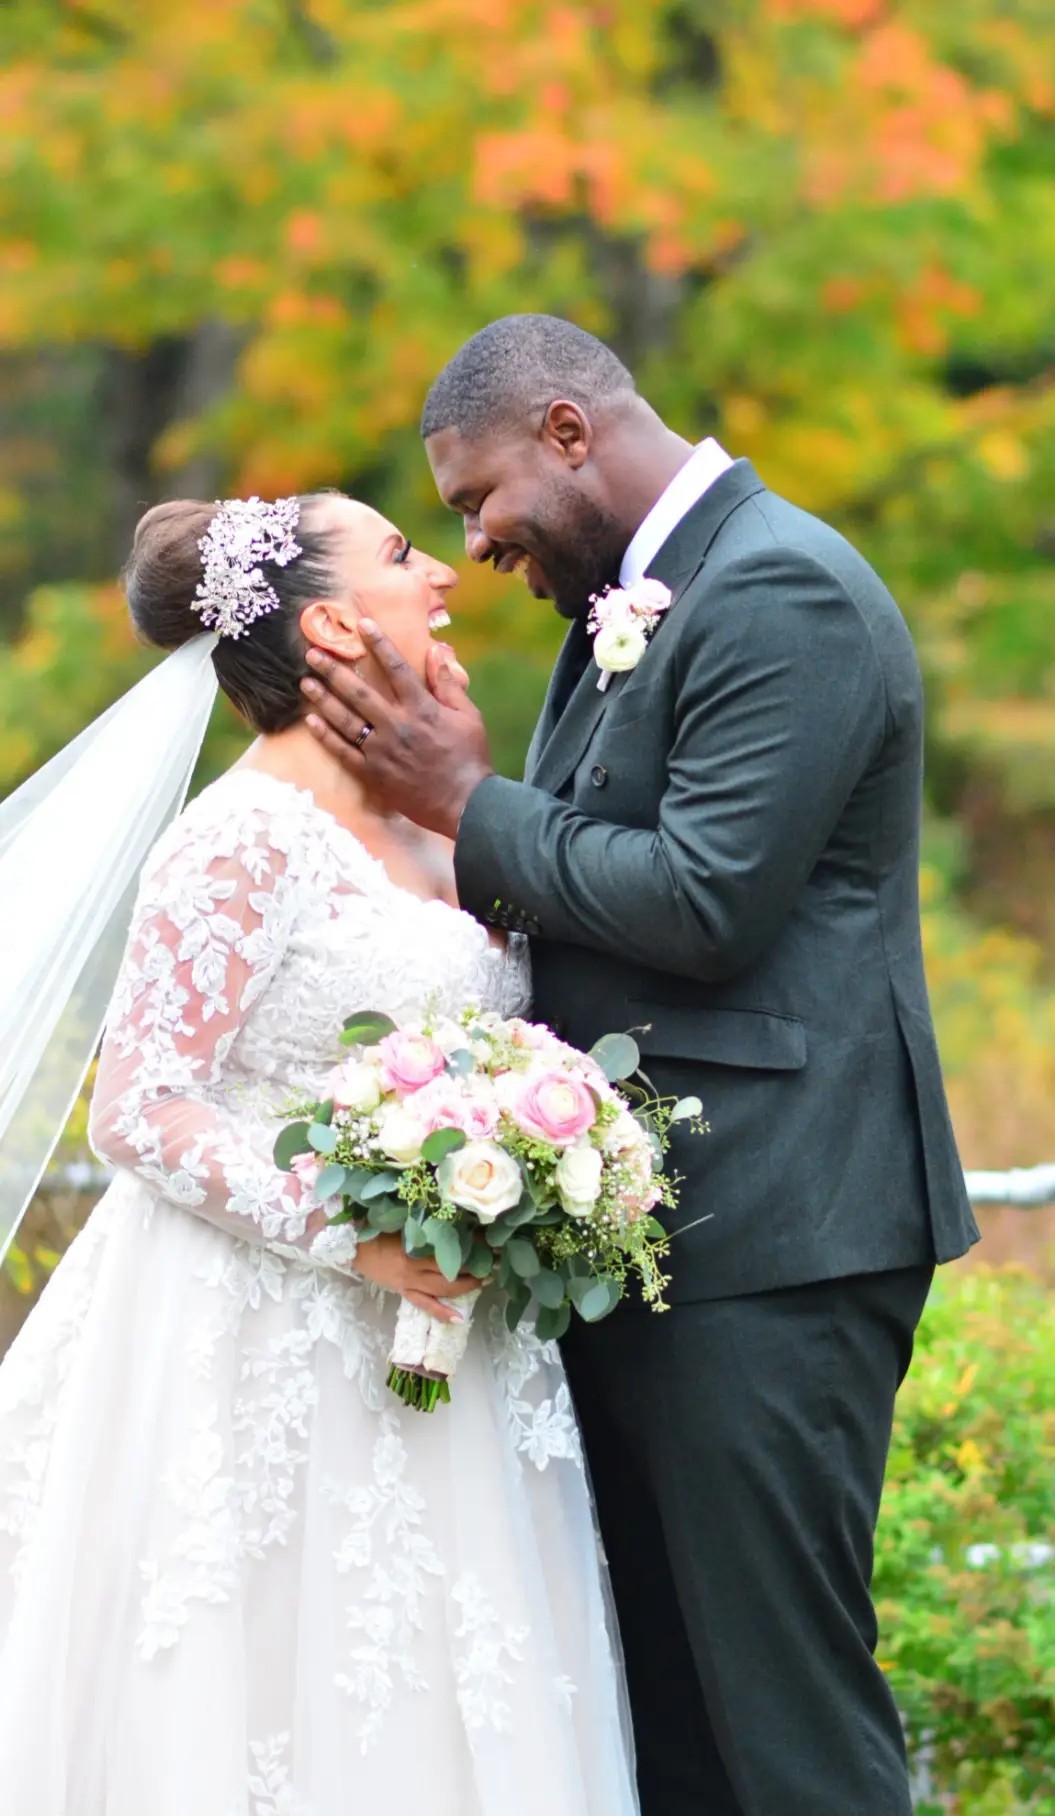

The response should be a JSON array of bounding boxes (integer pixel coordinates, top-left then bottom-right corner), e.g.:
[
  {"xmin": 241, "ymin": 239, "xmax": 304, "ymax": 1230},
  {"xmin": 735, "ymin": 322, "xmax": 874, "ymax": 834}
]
[{"xmin": 299, "ymin": 496, "xmax": 458, "ymax": 683}]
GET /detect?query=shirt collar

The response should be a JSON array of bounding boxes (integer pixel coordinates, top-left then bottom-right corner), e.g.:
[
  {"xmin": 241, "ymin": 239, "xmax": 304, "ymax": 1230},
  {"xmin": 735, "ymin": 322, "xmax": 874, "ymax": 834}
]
[{"xmin": 619, "ymin": 438, "xmax": 734, "ymax": 588}]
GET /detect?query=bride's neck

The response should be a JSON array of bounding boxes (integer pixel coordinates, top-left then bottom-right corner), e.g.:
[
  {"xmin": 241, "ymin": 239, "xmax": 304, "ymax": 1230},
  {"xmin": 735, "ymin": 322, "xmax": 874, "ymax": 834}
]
[{"xmin": 238, "ymin": 721, "xmax": 397, "ymax": 832}]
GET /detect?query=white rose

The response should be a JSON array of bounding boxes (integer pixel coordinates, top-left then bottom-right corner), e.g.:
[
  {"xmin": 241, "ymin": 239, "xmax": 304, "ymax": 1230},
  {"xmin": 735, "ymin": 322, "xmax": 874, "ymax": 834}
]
[
  {"xmin": 554, "ymin": 1142, "xmax": 604, "ymax": 1218},
  {"xmin": 602, "ymin": 1109, "xmax": 645, "ymax": 1156},
  {"xmin": 594, "ymin": 619, "xmax": 648, "ymax": 675},
  {"xmin": 430, "ymin": 1016, "xmax": 469, "ymax": 1056},
  {"xmin": 437, "ymin": 1140, "xmax": 523, "ymax": 1223},
  {"xmin": 377, "ymin": 1103, "xmax": 427, "ymax": 1166},
  {"xmin": 333, "ymin": 1061, "xmax": 384, "ymax": 1115}
]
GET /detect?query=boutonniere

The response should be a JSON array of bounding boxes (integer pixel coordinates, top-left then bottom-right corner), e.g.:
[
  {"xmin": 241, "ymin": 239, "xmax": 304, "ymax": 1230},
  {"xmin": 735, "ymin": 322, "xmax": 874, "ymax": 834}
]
[{"xmin": 587, "ymin": 578, "xmax": 673, "ymax": 692}]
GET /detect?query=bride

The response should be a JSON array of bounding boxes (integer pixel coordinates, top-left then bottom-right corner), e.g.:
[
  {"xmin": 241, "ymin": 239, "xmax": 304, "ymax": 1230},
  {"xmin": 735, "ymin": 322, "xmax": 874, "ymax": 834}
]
[{"xmin": 0, "ymin": 494, "xmax": 639, "ymax": 1815}]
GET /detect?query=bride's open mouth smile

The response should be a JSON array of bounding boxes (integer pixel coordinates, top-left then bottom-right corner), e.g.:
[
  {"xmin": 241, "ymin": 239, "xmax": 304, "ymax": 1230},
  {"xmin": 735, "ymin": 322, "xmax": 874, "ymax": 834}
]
[{"xmin": 428, "ymin": 603, "xmax": 452, "ymax": 632}]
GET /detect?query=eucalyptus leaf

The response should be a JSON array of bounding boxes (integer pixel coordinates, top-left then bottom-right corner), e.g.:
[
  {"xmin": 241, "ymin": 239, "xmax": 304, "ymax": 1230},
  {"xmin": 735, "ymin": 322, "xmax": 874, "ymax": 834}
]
[
  {"xmin": 342, "ymin": 1166, "xmax": 378, "ymax": 1204},
  {"xmin": 446, "ymin": 1048, "xmax": 474, "ymax": 1077},
  {"xmin": 507, "ymin": 1238, "xmax": 541, "ymax": 1280},
  {"xmin": 341, "ymin": 1010, "xmax": 397, "ymax": 1047},
  {"xmin": 422, "ymin": 1127, "xmax": 468, "ymax": 1167},
  {"xmin": 535, "ymin": 1301, "xmax": 572, "ymax": 1343},
  {"xmin": 505, "ymin": 1295, "xmax": 529, "ymax": 1333},
  {"xmin": 314, "ymin": 1097, "xmax": 335, "ymax": 1126},
  {"xmin": 467, "ymin": 1241, "xmax": 496, "ymax": 1281},
  {"xmin": 365, "ymin": 1195, "xmax": 407, "ymax": 1233},
  {"xmin": 273, "ymin": 1121, "xmax": 313, "ymax": 1171},
  {"xmin": 308, "ymin": 1122, "xmax": 338, "ymax": 1156},
  {"xmin": 644, "ymin": 1216, "xmax": 668, "ymax": 1241},
  {"xmin": 670, "ymin": 1095, "xmax": 703, "ymax": 1122},
  {"xmin": 432, "ymin": 1222, "xmax": 463, "ymax": 1283},
  {"xmin": 313, "ymin": 1163, "xmax": 347, "ymax": 1200},
  {"xmin": 533, "ymin": 1268, "xmax": 567, "ymax": 1310},
  {"xmin": 359, "ymin": 1171, "xmax": 401, "ymax": 1201},
  {"xmin": 404, "ymin": 1216, "xmax": 428, "ymax": 1254},
  {"xmin": 579, "ymin": 1280, "xmax": 618, "ymax": 1322},
  {"xmin": 589, "ymin": 1031, "xmax": 641, "ymax": 1083},
  {"xmin": 505, "ymin": 1198, "xmax": 539, "ymax": 1229}
]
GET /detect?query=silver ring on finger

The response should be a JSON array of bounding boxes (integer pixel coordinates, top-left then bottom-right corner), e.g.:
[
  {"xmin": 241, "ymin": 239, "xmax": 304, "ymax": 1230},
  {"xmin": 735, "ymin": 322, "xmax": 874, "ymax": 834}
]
[{"xmin": 352, "ymin": 721, "xmax": 374, "ymax": 752}]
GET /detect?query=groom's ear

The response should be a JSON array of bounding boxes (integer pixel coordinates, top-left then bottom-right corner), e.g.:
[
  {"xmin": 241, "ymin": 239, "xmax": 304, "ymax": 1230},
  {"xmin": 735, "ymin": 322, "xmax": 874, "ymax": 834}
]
[
  {"xmin": 299, "ymin": 599, "xmax": 364, "ymax": 664},
  {"xmin": 541, "ymin": 400, "xmax": 591, "ymax": 471}
]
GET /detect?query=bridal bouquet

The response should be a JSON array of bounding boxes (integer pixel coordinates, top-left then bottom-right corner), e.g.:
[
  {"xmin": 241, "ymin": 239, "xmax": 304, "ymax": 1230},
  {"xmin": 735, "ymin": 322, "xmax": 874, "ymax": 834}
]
[{"xmin": 275, "ymin": 1006, "xmax": 702, "ymax": 1411}]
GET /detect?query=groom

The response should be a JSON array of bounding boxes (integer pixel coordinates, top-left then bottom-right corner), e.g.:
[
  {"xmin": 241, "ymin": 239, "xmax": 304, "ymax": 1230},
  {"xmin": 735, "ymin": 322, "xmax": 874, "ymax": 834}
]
[{"xmin": 301, "ymin": 315, "xmax": 978, "ymax": 1813}]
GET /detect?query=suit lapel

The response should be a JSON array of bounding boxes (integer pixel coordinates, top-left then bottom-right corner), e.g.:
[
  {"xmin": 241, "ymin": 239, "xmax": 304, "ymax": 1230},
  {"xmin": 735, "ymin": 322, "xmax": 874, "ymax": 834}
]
[
  {"xmin": 526, "ymin": 460, "xmax": 767, "ymax": 797},
  {"xmin": 524, "ymin": 619, "xmax": 589, "ymax": 784},
  {"xmin": 529, "ymin": 653, "xmax": 616, "ymax": 795}
]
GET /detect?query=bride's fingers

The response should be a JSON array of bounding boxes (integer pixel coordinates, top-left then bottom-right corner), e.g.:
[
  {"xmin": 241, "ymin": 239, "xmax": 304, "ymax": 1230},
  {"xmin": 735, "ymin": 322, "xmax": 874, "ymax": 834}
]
[
  {"xmin": 426, "ymin": 642, "xmax": 470, "ymax": 704},
  {"xmin": 403, "ymin": 1290, "xmax": 464, "ymax": 1325}
]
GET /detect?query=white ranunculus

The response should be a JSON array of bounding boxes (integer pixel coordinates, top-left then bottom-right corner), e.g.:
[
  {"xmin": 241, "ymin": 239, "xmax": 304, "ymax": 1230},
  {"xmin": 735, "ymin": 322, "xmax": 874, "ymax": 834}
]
[
  {"xmin": 333, "ymin": 1060, "xmax": 384, "ymax": 1115},
  {"xmin": 594, "ymin": 619, "xmax": 648, "ymax": 675},
  {"xmin": 437, "ymin": 1140, "xmax": 523, "ymax": 1223},
  {"xmin": 554, "ymin": 1142, "xmax": 604, "ymax": 1218},
  {"xmin": 377, "ymin": 1103, "xmax": 427, "ymax": 1166}
]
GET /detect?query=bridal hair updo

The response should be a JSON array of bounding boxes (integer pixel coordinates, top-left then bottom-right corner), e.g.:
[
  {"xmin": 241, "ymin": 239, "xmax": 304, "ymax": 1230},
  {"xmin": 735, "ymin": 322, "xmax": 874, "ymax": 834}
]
[{"xmin": 124, "ymin": 496, "xmax": 341, "ymax": 734}]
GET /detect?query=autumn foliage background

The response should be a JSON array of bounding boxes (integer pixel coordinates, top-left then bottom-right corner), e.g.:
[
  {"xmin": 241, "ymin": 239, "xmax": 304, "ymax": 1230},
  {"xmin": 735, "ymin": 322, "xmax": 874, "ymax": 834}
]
[
  {"xmin": 1, "ymin": 4, "xmax": 1055, "ymax": 1800},
  {"xmin": 0, "ymin": 0, "xmax": 1054, "ymax": 1264}
]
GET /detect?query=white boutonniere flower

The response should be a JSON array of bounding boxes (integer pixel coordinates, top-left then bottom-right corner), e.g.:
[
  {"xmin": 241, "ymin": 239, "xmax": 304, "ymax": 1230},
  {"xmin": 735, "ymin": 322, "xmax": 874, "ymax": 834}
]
[{"xmin": 587, "ymin": 577, "xmax": 673, "ymax": 691}]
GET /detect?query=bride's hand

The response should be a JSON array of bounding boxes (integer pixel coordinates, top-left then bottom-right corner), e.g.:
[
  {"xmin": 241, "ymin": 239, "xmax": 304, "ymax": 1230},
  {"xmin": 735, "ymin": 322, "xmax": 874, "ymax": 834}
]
[
  {"xmin": 425, "ymin": 640, "xmax": 470, "ymax": 698},
  {"xmin": 353, "ymin": 1232, "xmax": 480, "ymax": 1324}
]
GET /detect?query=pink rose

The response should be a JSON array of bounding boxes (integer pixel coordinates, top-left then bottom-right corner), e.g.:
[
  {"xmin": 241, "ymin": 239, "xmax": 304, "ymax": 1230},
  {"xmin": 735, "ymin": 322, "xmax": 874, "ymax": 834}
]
[
  {"xmin": 458, "ymin": 1086, "xmax": 500, "ymax": 1141},
  {"xmin": 290, "ymin": 1152, "xmax": 323, "ymax": 1191},
  {"xmin": 412, "ymin": 1075, "xmax": 500, "ymax": 1142},
  {"xmin": 628, "ymin": 577, "xmax": 674, "ymax": 615},
  {"xmin": 507, "ymin": 1068, "xmax": 597, "ymax": 1149},
  {"xmin": 377, "ymin": 1031, "xmax": 447, "ymax": 1097}
]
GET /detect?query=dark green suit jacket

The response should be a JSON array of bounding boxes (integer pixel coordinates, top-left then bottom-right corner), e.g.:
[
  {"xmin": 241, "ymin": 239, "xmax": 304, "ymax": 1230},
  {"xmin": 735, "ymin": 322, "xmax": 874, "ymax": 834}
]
[{"xmin": 455, "ymin": 460, "xmax": 978, "ymax": 1301}]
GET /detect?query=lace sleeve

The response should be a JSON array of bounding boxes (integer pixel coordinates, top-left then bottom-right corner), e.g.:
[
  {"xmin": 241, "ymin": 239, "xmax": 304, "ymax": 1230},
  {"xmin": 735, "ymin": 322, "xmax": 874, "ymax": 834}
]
[{"xmin": 89, "ymin": 795, "xmax": 333, "ymax": 1260}]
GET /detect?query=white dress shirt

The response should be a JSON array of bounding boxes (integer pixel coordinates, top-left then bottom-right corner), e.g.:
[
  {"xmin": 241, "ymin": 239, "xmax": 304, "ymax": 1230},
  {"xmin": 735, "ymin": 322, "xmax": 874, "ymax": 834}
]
[{"xmin": 619, "ymin": 438, "xmax": 734, "ymax": 588}]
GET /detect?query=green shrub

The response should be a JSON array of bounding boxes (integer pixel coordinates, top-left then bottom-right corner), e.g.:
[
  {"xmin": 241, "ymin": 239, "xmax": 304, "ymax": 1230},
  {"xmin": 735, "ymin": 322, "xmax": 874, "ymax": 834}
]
[{"xmin": 879, "ymin": 1267, "xmax": 1055, "ymax": 1810}]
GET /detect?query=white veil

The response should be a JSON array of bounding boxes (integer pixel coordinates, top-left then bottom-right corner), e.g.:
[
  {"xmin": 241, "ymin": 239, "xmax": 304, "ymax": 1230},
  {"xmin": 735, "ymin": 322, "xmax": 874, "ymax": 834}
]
[{"xmin": 0, "ymin": 634, "xmax": 219, "ymax": 1263}]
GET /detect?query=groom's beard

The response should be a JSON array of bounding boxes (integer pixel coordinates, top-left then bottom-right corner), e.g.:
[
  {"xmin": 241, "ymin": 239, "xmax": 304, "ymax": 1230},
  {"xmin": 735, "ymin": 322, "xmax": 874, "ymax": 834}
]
[{"xmin": 534, "ymin": 496, "xmax": 626, "ymax": 621}]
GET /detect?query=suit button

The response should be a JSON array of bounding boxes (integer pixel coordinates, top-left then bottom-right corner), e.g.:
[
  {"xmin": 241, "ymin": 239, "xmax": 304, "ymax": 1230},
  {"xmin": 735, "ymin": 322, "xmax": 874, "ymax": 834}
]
[{"xmin": 590, "ymin": 765, "xmax": 608, "ymax": 788}]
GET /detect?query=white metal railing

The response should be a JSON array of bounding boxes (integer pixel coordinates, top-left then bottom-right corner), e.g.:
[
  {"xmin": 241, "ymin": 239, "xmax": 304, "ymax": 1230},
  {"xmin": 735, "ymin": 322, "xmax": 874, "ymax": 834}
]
[
  {"xmin": 963, "ymin": 1164, "xmax": 1055, "ymax": 1207},
  {"xmin": 34, "ymin": 1161, "xmax": 1055, "ymax": 1207}
]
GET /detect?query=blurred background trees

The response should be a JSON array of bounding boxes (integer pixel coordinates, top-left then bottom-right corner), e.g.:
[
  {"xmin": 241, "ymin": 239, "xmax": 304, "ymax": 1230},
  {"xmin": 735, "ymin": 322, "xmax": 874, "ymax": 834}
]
[
  {"xmin": 2, "ymin": 8, "xmax": 1055, "ymax": 1797},
  {"xmin": 1, "ymin": 0, "xmax": 1053, "ymax": 1166}
]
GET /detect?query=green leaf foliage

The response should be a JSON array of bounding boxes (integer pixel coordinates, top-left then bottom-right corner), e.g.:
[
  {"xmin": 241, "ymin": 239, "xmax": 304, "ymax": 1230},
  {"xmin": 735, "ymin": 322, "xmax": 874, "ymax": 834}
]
[
  {"xmin": 341, "ymin": 1011, "xmax": 397, "ymax": 1047},
  {"xmin": 535, "ymin": 1302, "xmax": 572, "ymax": 1343},
  {"xmin": 589, "ymin": 1033, "xmax": 641, "ymax": 1084},
  {"xmin": 273, "ymin": 1121, "xmax": 313, "ymax": 1171},
  {"xmin": 431, "ymin": 1222, "xmax": 464, "ymax": 1283},
  {"xmin": 313, "ymin": 1163, "xmax": 347, "ymax": 1200},
  {"xmin": 422, "ymin": 1128, "xmax": 468, "ymax": 1167}
]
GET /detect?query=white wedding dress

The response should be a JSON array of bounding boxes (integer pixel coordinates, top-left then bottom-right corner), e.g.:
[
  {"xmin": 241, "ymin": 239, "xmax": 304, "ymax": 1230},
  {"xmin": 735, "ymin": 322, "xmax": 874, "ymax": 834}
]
[{"xmin": 0, "ymin": 770, "xmax": 638, "ymax": 1816}]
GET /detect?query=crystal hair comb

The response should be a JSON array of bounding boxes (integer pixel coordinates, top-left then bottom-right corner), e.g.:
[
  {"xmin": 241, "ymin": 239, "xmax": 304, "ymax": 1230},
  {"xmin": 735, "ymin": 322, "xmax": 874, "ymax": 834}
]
[{"xmin": 193, "ymin": 495, "xmax": 302, "ymax": 639}]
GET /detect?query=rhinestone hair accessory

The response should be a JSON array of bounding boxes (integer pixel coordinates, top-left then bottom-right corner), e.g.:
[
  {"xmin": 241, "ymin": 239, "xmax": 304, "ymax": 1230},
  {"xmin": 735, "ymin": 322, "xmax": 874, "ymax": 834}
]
[{"xmin": 193, "ymin": 495, "xmax": 302, "ymax": 639}]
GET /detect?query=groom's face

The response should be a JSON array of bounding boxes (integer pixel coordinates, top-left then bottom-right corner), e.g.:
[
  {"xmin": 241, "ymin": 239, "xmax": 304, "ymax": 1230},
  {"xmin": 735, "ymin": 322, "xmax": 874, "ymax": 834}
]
[{"xmin": 426, "ymin": 424, "xmax": 625, "ymax": 619}]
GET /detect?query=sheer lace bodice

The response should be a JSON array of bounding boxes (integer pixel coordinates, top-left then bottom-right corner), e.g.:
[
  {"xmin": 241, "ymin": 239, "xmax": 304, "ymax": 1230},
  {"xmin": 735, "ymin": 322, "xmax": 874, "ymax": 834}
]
[{"xmin": 90, "ymin": 769, "xmax": 531, "ymax": 1254}]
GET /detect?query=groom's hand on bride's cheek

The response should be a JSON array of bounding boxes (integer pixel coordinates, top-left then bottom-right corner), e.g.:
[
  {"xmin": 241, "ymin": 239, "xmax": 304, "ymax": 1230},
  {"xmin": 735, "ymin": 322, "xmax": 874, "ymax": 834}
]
[{"xmin": 299, "ymin": 621, "xmax": 495, "ymax": 839}]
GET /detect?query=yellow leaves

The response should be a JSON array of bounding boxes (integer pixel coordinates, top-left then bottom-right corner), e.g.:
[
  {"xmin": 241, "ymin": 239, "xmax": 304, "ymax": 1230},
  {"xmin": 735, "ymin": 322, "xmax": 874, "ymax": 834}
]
[
  {"xmin": 975, "ymin": 432, "xmax": 1030, "ymax": 482},
  {"xmin": 958, "ymin": 1363, "xmax": 980, "ymax": 1399}
]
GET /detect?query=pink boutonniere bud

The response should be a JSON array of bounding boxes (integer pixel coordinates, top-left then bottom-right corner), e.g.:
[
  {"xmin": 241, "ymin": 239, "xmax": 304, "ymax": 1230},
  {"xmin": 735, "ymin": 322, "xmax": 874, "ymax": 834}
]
[{"xmin": 587, "ymin": 579, "xmax": 673, "ymax": 692}]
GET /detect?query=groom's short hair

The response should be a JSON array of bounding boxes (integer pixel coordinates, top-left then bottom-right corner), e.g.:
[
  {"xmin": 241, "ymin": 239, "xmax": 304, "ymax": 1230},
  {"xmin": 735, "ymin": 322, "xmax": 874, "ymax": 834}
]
[{"xmin": 420, "ymin": 314, "xmax": 635, "ymax": 440}]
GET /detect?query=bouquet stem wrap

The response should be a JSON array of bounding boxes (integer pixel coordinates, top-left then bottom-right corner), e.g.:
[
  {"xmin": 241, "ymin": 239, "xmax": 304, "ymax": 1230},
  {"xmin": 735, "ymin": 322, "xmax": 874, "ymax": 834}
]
[{"xmin": 387, "ymin": 1288, "xmax": 482, "ymax": 1412}]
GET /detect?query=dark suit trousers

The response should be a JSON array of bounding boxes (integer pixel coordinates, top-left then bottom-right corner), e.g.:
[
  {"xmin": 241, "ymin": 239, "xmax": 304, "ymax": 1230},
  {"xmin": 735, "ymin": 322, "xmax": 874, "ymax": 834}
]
[{"xmin": 561, "ymin": 1265, "xmax": 933, "ymax": 1816}]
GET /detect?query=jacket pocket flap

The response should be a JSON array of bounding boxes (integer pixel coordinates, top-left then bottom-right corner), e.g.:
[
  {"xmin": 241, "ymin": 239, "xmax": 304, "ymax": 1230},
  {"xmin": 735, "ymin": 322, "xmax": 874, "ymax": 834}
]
[{"xmin": 628, "ymin": 1003, "xmax": 807, "ymax": 1072}]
